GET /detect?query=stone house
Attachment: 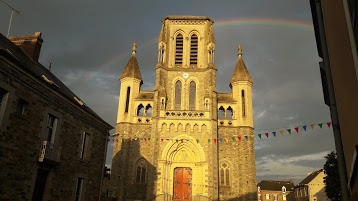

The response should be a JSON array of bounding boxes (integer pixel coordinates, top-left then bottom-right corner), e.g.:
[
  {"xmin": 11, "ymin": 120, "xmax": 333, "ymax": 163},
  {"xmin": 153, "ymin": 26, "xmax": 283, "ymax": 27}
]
[
  {"xmin": 111, "ymin": 16, "xmax": 256, "ymax": 200},
  {"xmin": 257, "ymin": 180, "xmax": 295, "ymax": 201},
  {"xmin": 294, "ymin": 170, "xmax": 328, "ymax": 201},
  {"xmin": 0, "ymin": 33, "xmax": 113, "ymax": 201}
]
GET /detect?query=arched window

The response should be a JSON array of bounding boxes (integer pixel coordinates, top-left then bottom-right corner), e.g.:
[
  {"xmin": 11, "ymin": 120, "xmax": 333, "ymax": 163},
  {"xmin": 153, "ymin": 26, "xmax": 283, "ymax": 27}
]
[
  {"xmin": 190, "ymin": 34, "xmax": 198, "ymax": 65},
  {"xmin": 175, "ymin": 81, "xmax": 182, "ymax": 110},
  {"xmin": 220, "ymin": 162, "xmax": 230, "ymax": 186},
  {"xmin": 189, "ymin": 81, "xmax": 196, "ymax": 110},
  {"xmin": 282, "ymin": 186, "xmax": 286, "ymax": 193},
  {"xmin": 241, "ymin": 90, "xmax": 246, "ymax": 117},
  {"xmin": 226, "ymin": 106, "xmax": 233, "ymax": 119},
  {"xmin": 135, "ymin": 159, "xmax": 146, "ymax": 183},
  {"xmin": 125, "ymin": 87, "xmax": 131, "ymax": 113},
  {"xmin": 218, "ymin": 106, "xmax": 225, "ymax": 119},
  {"xmin": 137, "ymin": 104, "xmax": 144, "ymax": 116},
  {"xmin": 175, "ymin": 34, "xmax": 183, "ymax": 65},
  {"xmin": 145, "ymin": 104, "xmax": 152, "ymax": 116}
]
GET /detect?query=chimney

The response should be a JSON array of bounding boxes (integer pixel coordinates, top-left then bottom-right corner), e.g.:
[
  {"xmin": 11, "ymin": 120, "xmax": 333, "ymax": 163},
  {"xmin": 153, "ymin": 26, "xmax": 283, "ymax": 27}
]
[{"xmin": 8, "ymin": 32, "xmax": 43, "ymax": 62}]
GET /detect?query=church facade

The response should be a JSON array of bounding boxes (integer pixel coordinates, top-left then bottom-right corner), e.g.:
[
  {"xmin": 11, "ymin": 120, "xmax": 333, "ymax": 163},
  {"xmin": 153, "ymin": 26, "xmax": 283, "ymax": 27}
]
[{"xmin": 111, "ymin": 16, "xmax": 256, "ymax": 201}]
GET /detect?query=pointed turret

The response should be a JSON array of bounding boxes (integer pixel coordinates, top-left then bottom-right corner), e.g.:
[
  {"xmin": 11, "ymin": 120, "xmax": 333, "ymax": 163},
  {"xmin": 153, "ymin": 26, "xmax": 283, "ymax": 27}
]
[
  {"xmin": 119, "ymin": 42, "xmax": 142, "ymax": 81},
  {"xmin": 230, "ymin": 45, "xmax": 253, "ymax": 86}
]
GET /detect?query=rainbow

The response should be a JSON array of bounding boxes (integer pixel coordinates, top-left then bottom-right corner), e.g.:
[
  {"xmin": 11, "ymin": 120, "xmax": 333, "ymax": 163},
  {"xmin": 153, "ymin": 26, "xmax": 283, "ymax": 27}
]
[
  {"xmin": 215, "ymin": 18, "xmax": 313, "ymax": 30},
  {"xmin": 82, "ymin": 18, "xmax": 313, "ymax": 83}
]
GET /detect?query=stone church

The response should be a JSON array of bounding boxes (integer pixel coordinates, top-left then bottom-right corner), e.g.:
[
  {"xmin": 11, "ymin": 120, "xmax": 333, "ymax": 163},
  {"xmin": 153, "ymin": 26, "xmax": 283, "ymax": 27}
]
[{"xmin": 111, "ymin": 16, "xmax": 256, "ymax": 201}]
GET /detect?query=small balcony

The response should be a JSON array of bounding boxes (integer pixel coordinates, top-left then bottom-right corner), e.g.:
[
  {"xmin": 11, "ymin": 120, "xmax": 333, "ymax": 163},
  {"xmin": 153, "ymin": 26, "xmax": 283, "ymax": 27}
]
[{"xmin": 38, "ymin": 141, "xmax": 61, "ymax": 164}]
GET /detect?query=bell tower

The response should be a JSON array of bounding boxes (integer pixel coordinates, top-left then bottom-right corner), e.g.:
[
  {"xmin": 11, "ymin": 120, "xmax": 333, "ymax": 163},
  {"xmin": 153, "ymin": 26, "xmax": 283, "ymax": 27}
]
[{"xmin": 111, "ymin": 16, "xmax": 256, "ymax": 201}]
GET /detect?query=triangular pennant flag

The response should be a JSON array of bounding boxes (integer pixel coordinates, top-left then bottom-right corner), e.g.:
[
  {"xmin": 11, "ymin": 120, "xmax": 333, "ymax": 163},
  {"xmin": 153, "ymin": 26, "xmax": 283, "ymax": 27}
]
[
  {"xmin": 327, "ymin": 122, "xmax": 331, "ymax": 128},
  {"xmin": 287, "ymin": 129, "xmax": 292, "ymax": 134},
  {"xmin": 214, "ymin": 138, "xmax": 217, "ymax": 143},
  {"xmin": 295, "ymin": 127, "xmax": 299, "ymax": 133},
  {"xmin": 302, "ymin": 125, "xmax": 307, "ymax": 131},
  {"xmin": 279, "ymin": 130, "xmax": 284, "ymax": 136},
  {"xmin": 244, "ymin": 135, "xmax": 248, "ymax": 140},
  {"xmin": 186, "ymin": 139, "xmax": 189, "ymax": 142},
  {"xmin": 161, "ymin": 138, "xmax": 164, "ymax": 142},
  {"xmin": 310, "ymin": 124, "xmax": 315, "ymax": 130},
  {"xmin": 258, "ymin": 134, "xmax": 262, "ymax": 139},
  {"xmin": 265, "ymin": 133, "xmax": 269, "ymax": 138},
  {"xmin": 237, "ymin": 136, "xmax": 242, "ymax": 141},
  {"xmin": 156, "ymin": 138, "xmax": 159, "ymax": 142},
  {"xmin": 196, "ymin": 139, "xmax": 199, "ymax": 143},
  {"xmin": 175, "ymin": 139, "xmax": 178, "ymax": 143},
  {"xmin": 318, "ymin": 123, "xmax": 323, "ymax": 128},
  {"xmin": 180, "ymin": 139, "xmax": 184, "ymax": 143},
  {"xmin": 144, "ymin": 138, "xmax": 147, "ymax": 141},
  {"xmin": 272, "ymin": 132, "xmax": 276, "ymax": 137},
  {"xmin": 231, "ymin": 137, "xmax": 235, "ymax": 141},
  {"xmin": 166, "ymin": 138, "xmax": 170, "ymax": 141},
  {"xmin": 219, "ymin": 138, "xmax": 223, "ymax": 143},
  {"xmin": 208, "ymin": 139, "xmax": 211, "ymax": 143},
  {"xmin": 112, "ymin": 138, "xmax": 115, "ymax": 142},
  {"xmin": 225, "ymin": 138, "xmax": 229, "ymax": 143}
]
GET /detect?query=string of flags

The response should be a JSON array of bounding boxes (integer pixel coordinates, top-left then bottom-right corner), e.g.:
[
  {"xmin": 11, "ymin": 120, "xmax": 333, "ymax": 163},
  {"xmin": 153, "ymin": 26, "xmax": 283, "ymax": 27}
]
[{"xmin": 111, "ymin": 122, "xmax": 332, "ymax": 143}]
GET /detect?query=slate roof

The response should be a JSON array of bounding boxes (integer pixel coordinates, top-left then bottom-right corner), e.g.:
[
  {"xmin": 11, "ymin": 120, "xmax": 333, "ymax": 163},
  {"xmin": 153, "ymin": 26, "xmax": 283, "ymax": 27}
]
[
  {"xmin": 119, "ymin": 50, "xmax": 142, "ymax": 81},
  {"xmin": 231, "ymin": 46, "xmax": 253, "ymax": 84},
  {"xmin": 258, "ymin": 180, "xmax": 295, "ymax": 191},
  {"xmin": 0, "ymin": 33, "xmax": 112, "ymax": 129},
  {"xmin": 135, "ymin": 91, "xmax": 154, "ymax": 100},
  {"xmin": 217, "ymin": 93, "xmax": 236, "ymax": 103},
  {"xmin": 297, "ymin": 169, "xmax": 323, "ymax": 186}
]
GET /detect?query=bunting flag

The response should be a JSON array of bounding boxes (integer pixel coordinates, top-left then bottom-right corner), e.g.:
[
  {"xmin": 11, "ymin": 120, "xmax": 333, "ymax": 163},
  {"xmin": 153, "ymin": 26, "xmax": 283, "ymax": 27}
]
[
  {"xmin": 111, "ymin": 121, "xmax": 332, "ymax": 143},
  {"xmin": 295, "ymin": 127, "xmax": 299, "ymax": 133},
  {"xmin": 318, "ymin": 123, "xmax": 323, "ymax": 128},
  {"xmin": 302, "ymin": 125, "xmax": 307, "ymax": 131}
]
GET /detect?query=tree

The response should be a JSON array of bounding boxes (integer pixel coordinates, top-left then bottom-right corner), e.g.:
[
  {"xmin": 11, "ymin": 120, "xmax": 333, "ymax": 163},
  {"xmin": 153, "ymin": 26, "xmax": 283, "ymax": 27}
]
[{"xmin": 323, "ymin": 151, "xmax": 342, "ymax": 201}]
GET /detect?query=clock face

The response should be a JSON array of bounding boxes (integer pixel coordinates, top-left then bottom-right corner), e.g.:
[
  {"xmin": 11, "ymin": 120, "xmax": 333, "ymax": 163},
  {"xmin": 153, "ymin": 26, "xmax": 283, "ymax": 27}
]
[{"xmin": 183, "ymin": 73, "xmax": 189, "ymax": 79}]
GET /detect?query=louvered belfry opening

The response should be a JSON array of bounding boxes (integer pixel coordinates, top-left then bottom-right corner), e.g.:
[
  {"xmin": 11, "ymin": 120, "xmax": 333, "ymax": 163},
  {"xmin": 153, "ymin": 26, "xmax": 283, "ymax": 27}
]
[
  {"xmin": 189, "ymin": 81, "xmax": 196, "ymax": 110},
  {"xmin": 190, "ymin": 34, "xmax": 198, "ymax": 65},
  {"xmin": 175, "ymin": 34, "xmax": 183, "ymax": 65}
]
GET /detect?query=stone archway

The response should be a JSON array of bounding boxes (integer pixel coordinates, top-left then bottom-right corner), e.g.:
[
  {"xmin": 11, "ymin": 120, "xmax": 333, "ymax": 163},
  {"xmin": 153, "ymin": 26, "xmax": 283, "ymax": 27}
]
[{"xmin": 157, "ymin": 134, "xmax": 208, "ymax": 200}]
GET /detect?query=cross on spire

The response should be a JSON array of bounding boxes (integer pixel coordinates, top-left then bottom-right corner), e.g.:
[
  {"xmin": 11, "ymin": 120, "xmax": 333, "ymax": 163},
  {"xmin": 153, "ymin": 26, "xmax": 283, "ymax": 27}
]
[
  {"xmin": 238, "ymin": 44, "xmax": 243, "ymax": 56},
  {"xmin": 132, "ymin": 42, "xmax": 137, "ymax": 56}
]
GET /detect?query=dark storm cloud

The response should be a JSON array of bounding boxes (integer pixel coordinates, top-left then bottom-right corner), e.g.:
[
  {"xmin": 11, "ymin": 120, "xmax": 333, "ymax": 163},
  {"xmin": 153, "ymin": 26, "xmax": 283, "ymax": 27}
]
[{"xmin": 0, "ymin": 0, "xmax": 335, "ymax": 181}]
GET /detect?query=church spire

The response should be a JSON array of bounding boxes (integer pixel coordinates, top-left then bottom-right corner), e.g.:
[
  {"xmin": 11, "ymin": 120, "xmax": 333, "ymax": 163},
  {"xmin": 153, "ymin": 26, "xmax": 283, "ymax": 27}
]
[
  {"xmin": 230, "ymin": 45, "xmax": 253, "ymax": 86},
  {"xmin": 120, "ymin": 42, "xmax": 142, "ymax": 81}
]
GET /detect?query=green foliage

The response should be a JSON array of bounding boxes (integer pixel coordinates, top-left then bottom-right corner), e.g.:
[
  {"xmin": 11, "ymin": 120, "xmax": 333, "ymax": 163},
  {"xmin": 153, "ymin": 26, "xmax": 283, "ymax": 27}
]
[{"xmin": 323, "ymin": 151, "xmax": 342, "ymax": 201}]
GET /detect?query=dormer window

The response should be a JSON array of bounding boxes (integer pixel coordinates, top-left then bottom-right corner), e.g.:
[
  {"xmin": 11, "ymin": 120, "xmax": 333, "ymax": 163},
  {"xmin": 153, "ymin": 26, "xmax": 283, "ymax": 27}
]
[
  {"xmin": 257, "ymin": 186, "xmax": 261, "ymax": 193},
  {"xmin": 282, "ymin": 186, "xmax": 286, "ymax": 193}
]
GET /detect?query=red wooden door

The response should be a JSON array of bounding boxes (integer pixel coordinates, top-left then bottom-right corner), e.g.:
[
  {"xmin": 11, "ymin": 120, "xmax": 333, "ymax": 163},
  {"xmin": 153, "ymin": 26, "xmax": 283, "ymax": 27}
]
[{"xmin": 173, "ymin": 167, "xmax": 192, "ymax": 200}]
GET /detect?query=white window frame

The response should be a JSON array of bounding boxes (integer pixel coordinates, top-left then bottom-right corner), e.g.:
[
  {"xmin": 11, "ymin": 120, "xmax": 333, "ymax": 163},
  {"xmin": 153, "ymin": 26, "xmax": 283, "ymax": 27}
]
[
  {"xmin": 74, "ymin": 177, "xmax": 84, "ymax": 201},
  {"xmin": 46, "ymin": 114, "xmax": 58, "ymax": 144},
  {"xmin": 283, "ymin": 194, "xmax": 287, "ymax": 200},
  {"xmin": 79, "ymin": 132, "xmax": 90, "ymax": 159},
  {"xmin": 265, "ymin": 194, "xmax": 270, "ymax": 200}
]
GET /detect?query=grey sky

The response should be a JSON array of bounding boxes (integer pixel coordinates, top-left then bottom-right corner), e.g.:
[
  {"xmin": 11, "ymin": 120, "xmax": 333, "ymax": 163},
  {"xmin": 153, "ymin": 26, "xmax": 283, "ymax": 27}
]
[{"xmin": 0, "ymin": 0, "xmax": 335, "ymax": 184}]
